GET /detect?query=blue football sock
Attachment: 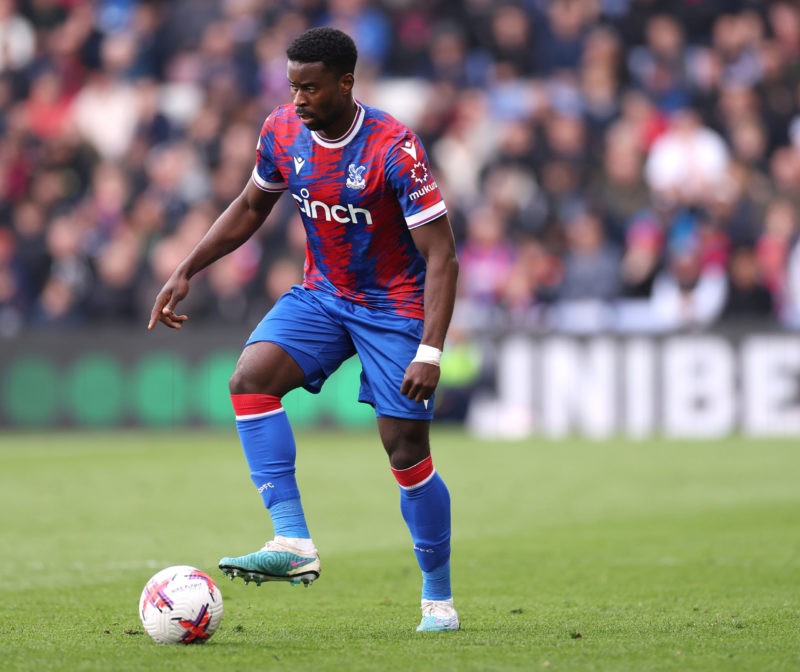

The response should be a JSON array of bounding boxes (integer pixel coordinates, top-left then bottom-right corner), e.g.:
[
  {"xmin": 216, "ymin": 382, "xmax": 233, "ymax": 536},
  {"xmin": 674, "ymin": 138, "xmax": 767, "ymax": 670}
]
[
  {"xmin": 421, "ymin": 560, "xmax": 452, "ymax": 601},
  {"xmin": 393, "ymin": 460, "xmax": 452, "ymax": 601},
  {"xmin": 232, "ymin": 394, "xmax": 310, "ymax": 539},
  {"xmin": 268, "ymin": 498, "xmax": 309, "ymax": 539}
]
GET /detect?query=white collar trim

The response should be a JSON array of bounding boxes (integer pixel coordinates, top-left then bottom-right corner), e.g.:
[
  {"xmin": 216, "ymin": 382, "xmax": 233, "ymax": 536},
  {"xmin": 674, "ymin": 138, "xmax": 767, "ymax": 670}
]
[{"xmin": 311, "ymin": 102, "xmax": 365, "ymax": 148}]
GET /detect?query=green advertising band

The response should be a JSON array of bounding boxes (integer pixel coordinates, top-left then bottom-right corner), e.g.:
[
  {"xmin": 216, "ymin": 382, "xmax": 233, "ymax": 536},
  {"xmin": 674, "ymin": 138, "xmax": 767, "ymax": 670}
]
[{"xmin": 1, "ymin": 352, "xmax": 374, "ymax": 428}]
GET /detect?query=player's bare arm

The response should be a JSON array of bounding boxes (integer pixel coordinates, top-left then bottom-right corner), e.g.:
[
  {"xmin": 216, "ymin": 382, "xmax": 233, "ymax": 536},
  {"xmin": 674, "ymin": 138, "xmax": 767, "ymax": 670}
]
[
  {"xmin": 401, "ymin": 214, "xmax": 459, "ymax": 402},
  {"xmin": 147, "ymin": 181, "xmax": 282, "ymax": 331}
]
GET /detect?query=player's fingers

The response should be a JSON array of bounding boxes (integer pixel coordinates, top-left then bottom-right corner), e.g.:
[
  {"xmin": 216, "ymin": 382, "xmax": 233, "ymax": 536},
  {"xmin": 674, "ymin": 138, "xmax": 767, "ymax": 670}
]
[
  {"xmin": 406, "ymin": 382, "xmax": 427, "ymax": 402},
  {"xmin": 415, "ymin": 386, "xmax": 433, "ymax": 402},
  {"xmin": 162, "ymin": 306, "xmax": 188, "ymax": 319},
  {"xmin": 401, "ymin": 379, "xmax": 426, "ymax": 401},
  {"xmin": 147, "ymin": 295, "xmax": 169, "ymax": 330},
  {"xmin": 160, "ymin": 309, "xmax": 189, "ymax": 329}
]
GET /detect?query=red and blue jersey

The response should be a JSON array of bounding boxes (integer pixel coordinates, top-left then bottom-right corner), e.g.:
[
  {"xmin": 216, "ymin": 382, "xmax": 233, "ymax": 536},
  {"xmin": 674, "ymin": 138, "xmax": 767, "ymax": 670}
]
[{"xmin": 252, "ymin": 101, "xmax": 447, "ymax": 320}]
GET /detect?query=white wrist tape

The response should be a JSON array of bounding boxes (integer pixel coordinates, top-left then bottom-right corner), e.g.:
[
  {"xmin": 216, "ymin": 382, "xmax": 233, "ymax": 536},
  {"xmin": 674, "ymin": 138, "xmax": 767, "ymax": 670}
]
[{"xmin": 412, "ymin": 344, "xmax": 442, "ymax": 366}]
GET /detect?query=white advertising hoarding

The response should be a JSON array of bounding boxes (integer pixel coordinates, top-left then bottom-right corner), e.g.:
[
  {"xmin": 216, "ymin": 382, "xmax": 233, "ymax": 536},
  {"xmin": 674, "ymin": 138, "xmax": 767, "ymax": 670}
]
[{"xmin": 468, "ymin": 335, "xmax": 800, "ymax": 439}]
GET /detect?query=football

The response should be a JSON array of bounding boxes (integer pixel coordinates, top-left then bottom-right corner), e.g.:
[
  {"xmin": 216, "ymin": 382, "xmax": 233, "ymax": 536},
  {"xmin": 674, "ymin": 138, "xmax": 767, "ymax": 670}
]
[{"xmin": 138, "ymin": 565, "xmax": 224, "ymax": 644}]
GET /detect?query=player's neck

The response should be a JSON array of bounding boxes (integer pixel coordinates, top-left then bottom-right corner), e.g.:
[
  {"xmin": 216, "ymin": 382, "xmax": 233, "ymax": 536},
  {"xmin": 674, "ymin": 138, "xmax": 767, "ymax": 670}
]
[{"xmin": 315, "ymin": 99, "xmax": 359, "ymax": 142}]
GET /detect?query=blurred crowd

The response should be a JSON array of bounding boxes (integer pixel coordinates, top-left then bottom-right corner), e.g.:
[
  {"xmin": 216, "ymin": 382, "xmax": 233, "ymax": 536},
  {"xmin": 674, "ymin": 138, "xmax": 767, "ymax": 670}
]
[{"xmin": 1, "ymin": 0, "xmax": 799, "ymax": 339}]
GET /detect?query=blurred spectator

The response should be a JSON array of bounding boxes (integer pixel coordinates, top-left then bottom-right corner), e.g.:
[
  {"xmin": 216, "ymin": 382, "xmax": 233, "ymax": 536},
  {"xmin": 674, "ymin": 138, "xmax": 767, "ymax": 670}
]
[
  {"xmin": 587, "ymin": 121, "xmax": 649, "ymax": 242},
  {"xmin": 756, "ymin": 38, "xmax": 796, "ymax": 150},
  {"xmin": 84, "ymin": 229, "xmax": 143, "ymax": 323},
  {"xmin": 627, "ymin": 14, "xmax": 691, "ymax": 112},
  {"xmin": 550, "ymin": 208, "xmax": 621, "ymax": 333},
  {"xmin": 727, "ymin": 114, "xmax": 769, "ymax": 171},
  {"xmin": 615, "ymin": 210, "xmax": 664, "ymax": 333},
  {"xmin": 70, "ymin": 36, "xmax": 140, "ymax": 159},
  {"xmin": 649, "ymin": 235, "xmax": 728, "ymax": 332},
  {"xmin": 768, "ymin": 147, "xmax": 800, "ymax": 215},
  {"xmin": 766, "ymin": 1, "xmax": 800, "ymax": 64},
  {"xmin": 644, "ymin": 108, "xmax": 730, "ymax": 207},
  {"xmin": 24, "ymin": 68, "xmax": 74, "ymax": 140},
  {"xmin": 485, "ymin": 2, "xmax": 537, "ymax": 80},
  {"xmin": 263, "ymin": 255, "xmax": 304, "ymax": 311},
  {"xmin": 431, "ymin": 89, "xmax": 493, "ymax": 205},
  {"xmin": 718, "ymin": 244, "xmax": 775, "ymax": 325},
  {"xmin": 580, "ymin": 61, "xmax": 619, "ymax": 141},
  {"xmin": 619, "ymin": 212, "xmax": 664, "ymax": 299},
  {"xmin": 161, "ymin": 0, "xmax": 223, "ymax": 56},
  {"xmin": 141, "ymin": 140, "xmax": 209, "ymax": 225},
  {"xmin": 708, "ymin": 162, "xmax": 767, "ymax": 248},
  {"xmin": 421, "ymin": 23, "xmax": 490, "ymax": 88},
  {"xmin": 615, "ymin": 89, "xmax": 668, "ymax": 154},
  {"xmin": 499, "ymin": 235, "xmax": 561, "ymax": 330},
  {"xmin": 8, "ymin": 200, "xmax": 49, "ymax": 309},
  {"xmin": 715, "ymin": 83, "xmax": 762, "ymax": 145},
  {"xmin": 203, "ymin": 243, "xmax": 261, "ymax": 324},
  {"xmin": 453, "ymin": 203, "xmax": 515, "ymax": 332},
  {"xmin": 536, "ymin": 0, "xmax": 595, "ymax": 76},
  {"xmin": 580, "ymin": 23, "xmax": 623, "ymax": 81},
  {"xmin": 709, "ymin": 11, "xmax": 763, "ymax": 89},
  {"xmin": 30, "ymin": 211, "xmax": 92, "ymax": 327},
  {"xmin": 482, "ymin": 162, "xmax": 548, "ymax": 240},
  {"xmin": 756, "ymin": 199, "xmax": 798, "ymax": 317},
  {"xmin": 0, "ymin": 0, "xmax": 35, "ymax": 74}
]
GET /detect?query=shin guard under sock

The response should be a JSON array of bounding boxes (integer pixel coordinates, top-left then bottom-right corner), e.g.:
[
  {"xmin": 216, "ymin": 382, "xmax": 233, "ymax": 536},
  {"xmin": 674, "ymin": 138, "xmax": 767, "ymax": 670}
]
[
  {"xmin": 231, "ymin": 393, "xmax": 310, "ymax": 539},
  {"xmin": 392, "ymin": 456, "xmax": 452, "ymax": 600}
]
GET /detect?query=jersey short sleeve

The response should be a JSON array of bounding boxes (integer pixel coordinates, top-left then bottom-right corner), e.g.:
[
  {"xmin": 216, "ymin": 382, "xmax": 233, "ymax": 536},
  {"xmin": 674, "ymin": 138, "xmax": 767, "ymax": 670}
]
[
  {"xmin": 252, "ymin": 110, "xmax": 289, "ymax": 192},
  {"xmin": 384, "ymin": 133, "xmax": 447, "ymax": 229}
]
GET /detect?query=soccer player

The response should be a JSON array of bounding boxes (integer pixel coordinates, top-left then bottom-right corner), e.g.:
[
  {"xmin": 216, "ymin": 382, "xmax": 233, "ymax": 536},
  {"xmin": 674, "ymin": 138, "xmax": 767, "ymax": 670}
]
[{"xmin": 147, "ymin": 27, "xmax": 460, "ymax": 633}]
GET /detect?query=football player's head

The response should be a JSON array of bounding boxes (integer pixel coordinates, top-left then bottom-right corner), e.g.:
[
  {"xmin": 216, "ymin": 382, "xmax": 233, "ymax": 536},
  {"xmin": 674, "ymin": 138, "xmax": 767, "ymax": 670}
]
[
  {"xmin": 287, "ymin": 27, "xmax": 358, "ymax": 79},
  {"xmin": 286, "ymin": 27, "xmax": 359, "ymax": 134}
]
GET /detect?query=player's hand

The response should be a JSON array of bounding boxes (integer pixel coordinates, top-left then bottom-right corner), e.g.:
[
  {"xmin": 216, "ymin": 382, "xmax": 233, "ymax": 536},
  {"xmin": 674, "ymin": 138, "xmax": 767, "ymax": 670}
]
[
  {"xmin": 400, "ymin": 361, "xmax": 440, "ymax": 403},
  {"xmin": 147, "ymin": 276, "xmax": 190, "ymax": 331}
]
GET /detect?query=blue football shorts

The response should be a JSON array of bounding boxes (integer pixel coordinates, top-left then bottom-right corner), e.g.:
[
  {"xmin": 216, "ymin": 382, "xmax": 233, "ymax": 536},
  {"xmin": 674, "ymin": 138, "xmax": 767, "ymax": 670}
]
[{"xmin": 246, "ymin": 285, "xmax": 434, "ymax": 420}]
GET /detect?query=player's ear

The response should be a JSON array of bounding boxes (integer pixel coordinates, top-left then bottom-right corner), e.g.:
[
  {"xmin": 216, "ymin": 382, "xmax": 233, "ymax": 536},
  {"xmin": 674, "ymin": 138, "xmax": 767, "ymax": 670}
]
[{"xmin": 339, "ymin": 72, "xmax": 354, "ymax": 95}]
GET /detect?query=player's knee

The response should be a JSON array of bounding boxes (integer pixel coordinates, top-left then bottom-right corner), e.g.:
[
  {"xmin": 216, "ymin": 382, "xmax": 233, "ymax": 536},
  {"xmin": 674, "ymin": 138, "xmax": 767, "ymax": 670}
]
[
  {"xmin": 385, "ymin": 439, "xmax": 430, "ymax": 470},
  {"xmin": 380, "ymin": 419, "xmax": 430, "ymax": 469},
  {"xmin": 229, "ymin": 360, "xmax": 298, "ymax": 397},
  {"xmin": 390, "ymin": 452, "xmax": 426, "ymax": 471},
  {"xmin": 228, "ymin": 366, "xmax": 258, "ymax": 395}
]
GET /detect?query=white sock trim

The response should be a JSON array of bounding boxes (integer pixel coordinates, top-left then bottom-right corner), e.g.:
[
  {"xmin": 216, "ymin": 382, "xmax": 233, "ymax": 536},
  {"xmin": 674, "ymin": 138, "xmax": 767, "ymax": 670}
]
[{"xmin": 235, "ymin": 407, "xmax": 286, "ymax": 421}]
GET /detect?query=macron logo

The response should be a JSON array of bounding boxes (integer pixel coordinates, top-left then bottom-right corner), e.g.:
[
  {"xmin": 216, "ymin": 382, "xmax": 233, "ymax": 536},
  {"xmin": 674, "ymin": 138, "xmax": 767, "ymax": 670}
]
[
  {"xmin": 400, "ymin": 140, "xmax": 417, "ymax": 160},
  {"xmin": 293, "ymin": 156, "xmax": 305, "ymax": 174}
]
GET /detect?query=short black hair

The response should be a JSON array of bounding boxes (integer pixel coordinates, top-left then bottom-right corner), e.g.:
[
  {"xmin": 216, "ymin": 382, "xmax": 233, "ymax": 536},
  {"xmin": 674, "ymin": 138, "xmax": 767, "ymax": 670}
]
[{"xmin": 286, "ymin": 27, "xmax": 358, "ymax": 77}]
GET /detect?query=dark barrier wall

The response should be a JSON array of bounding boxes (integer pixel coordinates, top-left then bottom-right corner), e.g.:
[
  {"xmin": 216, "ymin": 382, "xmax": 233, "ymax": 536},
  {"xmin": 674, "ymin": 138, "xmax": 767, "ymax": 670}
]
[{"xmin": 0, "ymin": 328, "xmax": 375, "ymax": 429}]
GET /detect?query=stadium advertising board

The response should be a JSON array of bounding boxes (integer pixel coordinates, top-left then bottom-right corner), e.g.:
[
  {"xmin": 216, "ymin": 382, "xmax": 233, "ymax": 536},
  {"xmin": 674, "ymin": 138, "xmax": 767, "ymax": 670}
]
[
  {"xmin": 467, "ymin": 334, "xmax": 800, "ymax": 439},
  {"xmin": 1, "ymin": 330, "xmax": 798, "ymax": 437}
]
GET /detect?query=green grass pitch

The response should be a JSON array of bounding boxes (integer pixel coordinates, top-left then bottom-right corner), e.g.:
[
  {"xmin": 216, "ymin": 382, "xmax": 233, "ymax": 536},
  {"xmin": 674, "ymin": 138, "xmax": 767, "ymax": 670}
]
[{"xmin": 0, "ymin": 427, "xmax": 798, "ymax": 671}]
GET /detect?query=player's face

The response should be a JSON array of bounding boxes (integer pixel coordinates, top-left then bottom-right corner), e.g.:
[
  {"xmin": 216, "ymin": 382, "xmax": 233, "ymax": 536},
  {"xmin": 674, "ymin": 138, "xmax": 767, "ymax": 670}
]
[{"xmin": 287, "ymin": 60, "xmax": 354, "ymax": 137}]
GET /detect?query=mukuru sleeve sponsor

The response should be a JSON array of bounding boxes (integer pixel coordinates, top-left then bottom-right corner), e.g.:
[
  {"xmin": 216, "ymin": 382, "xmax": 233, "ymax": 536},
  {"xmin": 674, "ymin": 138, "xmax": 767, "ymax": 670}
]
[{"xmin": 384, "ymin": 133, "xmax": 447, "ymax": 229}]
